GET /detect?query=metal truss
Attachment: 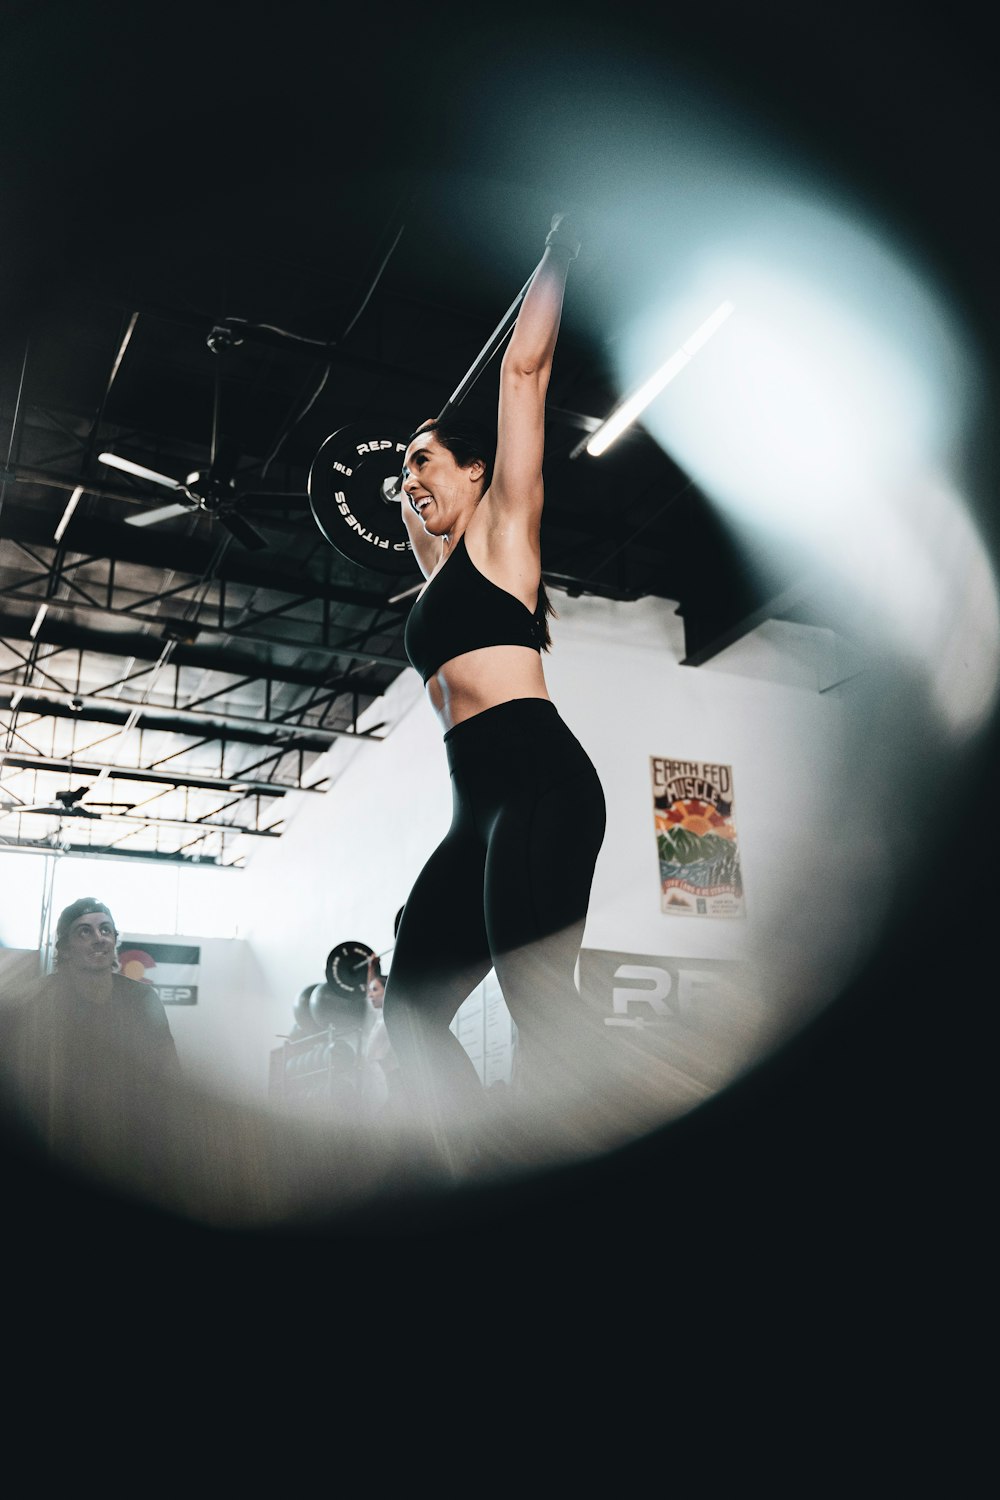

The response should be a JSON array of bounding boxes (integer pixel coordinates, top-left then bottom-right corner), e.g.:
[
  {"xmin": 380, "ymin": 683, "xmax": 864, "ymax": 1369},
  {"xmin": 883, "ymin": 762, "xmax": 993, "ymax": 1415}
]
[
  {"xmin": 0, "ymin": 749, "xmax": 322, "ymax": 797},
  {"xmin": 0, "ymin": 834, "xmax": 239, "ymax": 867},
  {"xmin": 0, "ymin": 610, "xmax": 391, "ymax": 700},
  {"xmin": 0, "ymin": 686, "xmax": 384, "ymax": 748},
  {"xmin": 0, "ymin": 493, "xmax": 398, "ymax": 614},
  {"xmin": 0, "ymin": 800, "xmax": 281, "ymax": 838}
]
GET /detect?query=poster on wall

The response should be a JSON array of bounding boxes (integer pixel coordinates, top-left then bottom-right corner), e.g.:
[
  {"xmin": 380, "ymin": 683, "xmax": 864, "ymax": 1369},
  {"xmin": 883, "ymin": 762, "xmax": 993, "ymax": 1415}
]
[
  {"xmin": 118, "ymin": 940, "xmax": 200, "ymax": 1004},
  {"xmin": 650, "ymin": 757, "xmax": 745, "ymax": 917}
]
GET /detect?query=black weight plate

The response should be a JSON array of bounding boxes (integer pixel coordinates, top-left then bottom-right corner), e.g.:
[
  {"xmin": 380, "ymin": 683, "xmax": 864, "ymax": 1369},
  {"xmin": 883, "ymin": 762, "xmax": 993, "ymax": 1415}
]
[
  {"xmin": 325, "ymin": 940, "xmax": 376, "ymax": 997},
  {"xmin": 310, "ymin": 981, "xmax": 367, "ymax": 1031},
  {"xmin": 292, "ymin": 983, "xmax": 321, "ymax": 1033},
  {"xmin": 308, "ymin": 423, "xmax": 419, "ymax": 576}
]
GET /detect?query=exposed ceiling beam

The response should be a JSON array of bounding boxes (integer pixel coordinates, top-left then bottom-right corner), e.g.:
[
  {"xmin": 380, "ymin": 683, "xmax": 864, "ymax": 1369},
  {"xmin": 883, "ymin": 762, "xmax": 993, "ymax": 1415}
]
[
  {"xmin": 0, "ymin": 750, "xmax": 322, "ymax": 796},
  {"xmin": 0, "ymin": 835, "xmax": 235, "ymax": 867},
  {"xmin": 0, "ymin": 588, "xmax": 410, "ymax": 670},
  {"xmin": 0, "ymin": 688, "xmax": 384, "ymax": 747},
  {"xmin": 0, "ymin": 611, "xmax": 389, "ymax": 696},
  {"xmin": 0, "ymin": 803, "xmax": 281, "ymax": 838},
  {"xmin": 49, "ymin": 295, "xmax": 616, "ymax": 439},
  {"xmin": 2, "ymin": 460, "xmax": 656, "ymax": 565},
  {"xmin": 678, "ymin": 579, "xmax": 814, "ymax": 667},
  {"xmin": 0, "ymin": 496, "xmax": 401, "ymax": 612}
]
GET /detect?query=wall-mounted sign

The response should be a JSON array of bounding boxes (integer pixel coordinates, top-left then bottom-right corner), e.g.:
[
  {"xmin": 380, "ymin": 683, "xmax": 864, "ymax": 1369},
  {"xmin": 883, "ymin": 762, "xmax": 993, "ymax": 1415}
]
[
  {"xmin": 579, "ymin": 948, "xmax": 745, "ymax": 1025},
  {"xmin": 577, "ymin": 947, "xmax": 756, "ymax": 1096},
  {"xmin": 118, "ymin": 942, "xmax": 200, "ymax": 1004},
  {"xmin": 650, "ymin": 757, "xmax": 745, "ymax": 917}
]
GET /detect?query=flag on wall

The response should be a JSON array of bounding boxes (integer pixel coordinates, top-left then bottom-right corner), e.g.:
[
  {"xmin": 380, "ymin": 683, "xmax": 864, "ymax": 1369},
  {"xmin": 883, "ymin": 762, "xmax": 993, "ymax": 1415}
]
[
  {"xmin": 650, "ymin": 757, "xmax": 745, "ymax": 917},
  {"xmin": 118, "ymin": 941, "xmax": 200, "ymax": 1004}
]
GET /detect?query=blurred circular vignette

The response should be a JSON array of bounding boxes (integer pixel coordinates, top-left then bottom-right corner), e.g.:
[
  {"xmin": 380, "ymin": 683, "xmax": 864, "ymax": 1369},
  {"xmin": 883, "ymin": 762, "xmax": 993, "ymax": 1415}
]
[{"xmin": 0, "ymin": 0, "xmax": 996, "ymax": 1246}]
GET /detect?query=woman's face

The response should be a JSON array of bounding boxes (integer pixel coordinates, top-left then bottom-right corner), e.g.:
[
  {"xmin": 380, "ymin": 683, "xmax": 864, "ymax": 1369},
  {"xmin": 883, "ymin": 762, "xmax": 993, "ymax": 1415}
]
[{"xmin": 401, "ymin": 431, "xmax": 484, "ymax": 536}]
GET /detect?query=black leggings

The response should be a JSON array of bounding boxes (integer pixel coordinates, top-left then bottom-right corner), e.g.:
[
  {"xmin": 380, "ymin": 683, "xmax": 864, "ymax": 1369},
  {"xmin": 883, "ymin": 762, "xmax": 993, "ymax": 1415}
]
[{"xmin": 382, "ymin": 698, "xmax": 606, "ymax": 1122}]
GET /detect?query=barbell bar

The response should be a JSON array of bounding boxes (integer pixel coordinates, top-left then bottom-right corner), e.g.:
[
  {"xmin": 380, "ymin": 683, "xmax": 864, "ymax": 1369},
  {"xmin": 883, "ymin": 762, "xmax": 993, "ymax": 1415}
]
[{"xmin": 307, "ymin": 265, "xmax": 538, "ymax": 575}]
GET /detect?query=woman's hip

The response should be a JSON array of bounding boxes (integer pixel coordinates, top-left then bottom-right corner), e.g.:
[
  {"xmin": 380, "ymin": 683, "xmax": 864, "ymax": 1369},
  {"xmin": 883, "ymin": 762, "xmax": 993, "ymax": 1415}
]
[{"xmin": 445, "ymin": 697, "xmax": 597, "ymax": 782}]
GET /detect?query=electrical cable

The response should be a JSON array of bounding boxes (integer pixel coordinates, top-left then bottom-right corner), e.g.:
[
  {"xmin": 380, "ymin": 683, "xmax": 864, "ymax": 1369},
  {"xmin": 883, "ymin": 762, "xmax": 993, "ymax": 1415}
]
[
  {"xmin": 0, "ymin": 338, "xmax": 31, "ymax": 529},
  {"xmin": 256, "ymin": 221, "xmax": 406, "ymax": 479}
]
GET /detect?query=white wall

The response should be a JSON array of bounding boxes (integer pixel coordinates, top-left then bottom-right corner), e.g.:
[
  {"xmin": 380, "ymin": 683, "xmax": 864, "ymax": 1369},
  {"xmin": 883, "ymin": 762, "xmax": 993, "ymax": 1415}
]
[
  {"xmin": 123, "ymin": 933, "xmax": 278, "ymax": 1102},
  {"xmin": 238, "ymin": 664, "xmax": 448, "ymax": 1035},
  {"xmin": 235, "ymin": 589, "xmax": 876, "ymax": 1112}
]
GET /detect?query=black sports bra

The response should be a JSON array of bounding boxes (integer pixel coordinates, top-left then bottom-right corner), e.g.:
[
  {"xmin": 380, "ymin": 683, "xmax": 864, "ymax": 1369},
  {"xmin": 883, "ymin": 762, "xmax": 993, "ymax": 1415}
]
[{"xmin": 404, "ymin": 532, "xmax": 547, "ymax": 685}]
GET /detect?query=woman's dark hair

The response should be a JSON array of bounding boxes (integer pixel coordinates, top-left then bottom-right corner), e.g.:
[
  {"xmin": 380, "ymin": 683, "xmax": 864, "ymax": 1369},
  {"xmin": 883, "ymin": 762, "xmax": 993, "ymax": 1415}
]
[
  {"xmin": 406, "ymin": 414, "xmax": 557, "ymax": 650},
  {"xmin": 407, "ymin": 414, "xmax": 496, "ymax": 490}
]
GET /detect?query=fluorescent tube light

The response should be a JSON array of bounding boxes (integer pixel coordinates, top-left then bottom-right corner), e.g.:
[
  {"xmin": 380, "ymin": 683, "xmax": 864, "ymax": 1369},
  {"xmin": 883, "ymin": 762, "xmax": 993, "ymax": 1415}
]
[
  {"xmin": 53, "ymin": 485, "xmax": 84, "ymax": 543},
  {"xmin": 583, "ymin": 300, "xmax": 735, "ymax": 458},
  {"xmin": 29, "ymin": 603, "xmax": 48, "ymax": 638}
]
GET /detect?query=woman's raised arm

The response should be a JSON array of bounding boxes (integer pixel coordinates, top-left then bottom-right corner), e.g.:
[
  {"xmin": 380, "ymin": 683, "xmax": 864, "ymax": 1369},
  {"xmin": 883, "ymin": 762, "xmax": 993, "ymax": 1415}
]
[{"xmin": 490, "ymin": 216, "xmax": 580, "ymax": 526}]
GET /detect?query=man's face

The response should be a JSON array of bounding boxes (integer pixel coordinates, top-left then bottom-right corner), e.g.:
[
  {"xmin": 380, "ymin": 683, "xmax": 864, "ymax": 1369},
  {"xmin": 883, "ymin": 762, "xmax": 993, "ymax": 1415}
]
[{"xmin": 64, "ymin": 912, "xmax": 117, "ymax": 973}]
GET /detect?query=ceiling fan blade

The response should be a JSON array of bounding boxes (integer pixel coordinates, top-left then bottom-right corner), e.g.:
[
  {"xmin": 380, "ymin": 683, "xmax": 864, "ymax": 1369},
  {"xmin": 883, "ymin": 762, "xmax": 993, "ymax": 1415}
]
[
  {"xmin": 126, "ymin": 501, "xmax": 194, "ymax": 528},
  {"xmin": 220, "ymin": 512, "xmax": 269, "ymax": 550},
  {"xmin": 98, "ymin": 452, "xmax": 185, "ymax": 491},
  {"xmin": 1, "ymin": 803, "xmax": 84, "ymax": 817}
]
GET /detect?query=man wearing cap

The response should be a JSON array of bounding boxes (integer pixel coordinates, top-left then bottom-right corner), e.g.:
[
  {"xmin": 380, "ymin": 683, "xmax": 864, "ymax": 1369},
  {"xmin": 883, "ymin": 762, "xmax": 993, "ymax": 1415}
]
[{"xmin": 4, "ymin": 897, "xmax": 180, "ymax": 1160}]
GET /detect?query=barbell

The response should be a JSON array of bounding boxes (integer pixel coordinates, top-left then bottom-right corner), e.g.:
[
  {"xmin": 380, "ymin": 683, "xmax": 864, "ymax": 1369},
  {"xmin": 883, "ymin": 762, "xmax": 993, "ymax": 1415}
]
[
  {"xmin": 307, "ymin": 269, "xmax": 535, "ymax": 574},
  {"xmin": 308, "ymin": 428, "xmax": 414, "ymax": 576},
  {"xmin": 325, "ymin": 939, "xmax": 377, "ymax": 997},
  {"xmin": 288, "ymin": 932, "xmax": 398, "ymax": 1032}
]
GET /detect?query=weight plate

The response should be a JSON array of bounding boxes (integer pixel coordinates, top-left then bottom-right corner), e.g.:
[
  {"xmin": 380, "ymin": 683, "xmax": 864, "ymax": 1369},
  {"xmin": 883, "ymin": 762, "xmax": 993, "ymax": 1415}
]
[
  {"xmin": 292, "ymin": 982, "xmax": 321, "ymax": 1034},
  {"xmin": 308, "ymin": 423, "xmax": 419, "ymax": 576},
  {"xmin": 310, "ymin": 980, "xmax": 367, "ymax": 1031},
  {"xmin": 325, "ymin": 940, "xmax": 376, "ymax": 997}
]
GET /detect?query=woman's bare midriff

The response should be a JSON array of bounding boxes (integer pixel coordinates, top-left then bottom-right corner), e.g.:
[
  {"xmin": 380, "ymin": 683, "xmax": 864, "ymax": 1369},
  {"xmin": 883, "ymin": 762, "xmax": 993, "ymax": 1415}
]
[{"xmin": 425, "ymin": 645, "xmax": 551, "ymax": 733}]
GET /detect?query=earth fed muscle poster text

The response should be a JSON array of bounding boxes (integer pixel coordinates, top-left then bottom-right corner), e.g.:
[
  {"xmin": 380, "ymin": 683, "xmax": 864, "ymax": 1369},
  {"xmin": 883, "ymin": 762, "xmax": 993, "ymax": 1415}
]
[{"xmin": 651, "ymin": 757, "xmax": 745, "ymax": 917}]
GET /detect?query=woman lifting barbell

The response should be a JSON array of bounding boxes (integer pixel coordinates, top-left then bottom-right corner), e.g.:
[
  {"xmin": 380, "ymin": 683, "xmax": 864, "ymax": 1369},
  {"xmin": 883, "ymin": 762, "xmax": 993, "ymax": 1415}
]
[{"xmin": 381, "ymin": 215, "xmax": 607, "ymax": 1150}]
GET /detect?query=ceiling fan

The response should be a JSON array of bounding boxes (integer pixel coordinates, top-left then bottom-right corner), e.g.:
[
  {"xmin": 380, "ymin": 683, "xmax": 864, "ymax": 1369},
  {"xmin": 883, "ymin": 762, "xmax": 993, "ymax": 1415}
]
[
  {"xmin": 0, "ymin": 786, "xmax": 136, "ymax": 820},
  {"xmin": 96, "ymin": 345, "xmax": 304, "ymax": 551}
]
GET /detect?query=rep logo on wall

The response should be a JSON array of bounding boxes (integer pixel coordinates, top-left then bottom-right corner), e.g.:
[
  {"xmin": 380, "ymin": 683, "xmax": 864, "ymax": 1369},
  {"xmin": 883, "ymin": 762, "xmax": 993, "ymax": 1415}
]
[
  {"xmin": 579, "ymin": 948, "xmax": 745, "ymax": 1030},
  {"xmin": 578, "ymin": 948, "xmax": 757, "ymax": 1095},
  {"xmin": 118, "ymin": 942, "xmax": 200, "ymax": 1005},
  {"xmin": 650, "ymin": 756, "xmax": 745, "ymax": 917}
]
